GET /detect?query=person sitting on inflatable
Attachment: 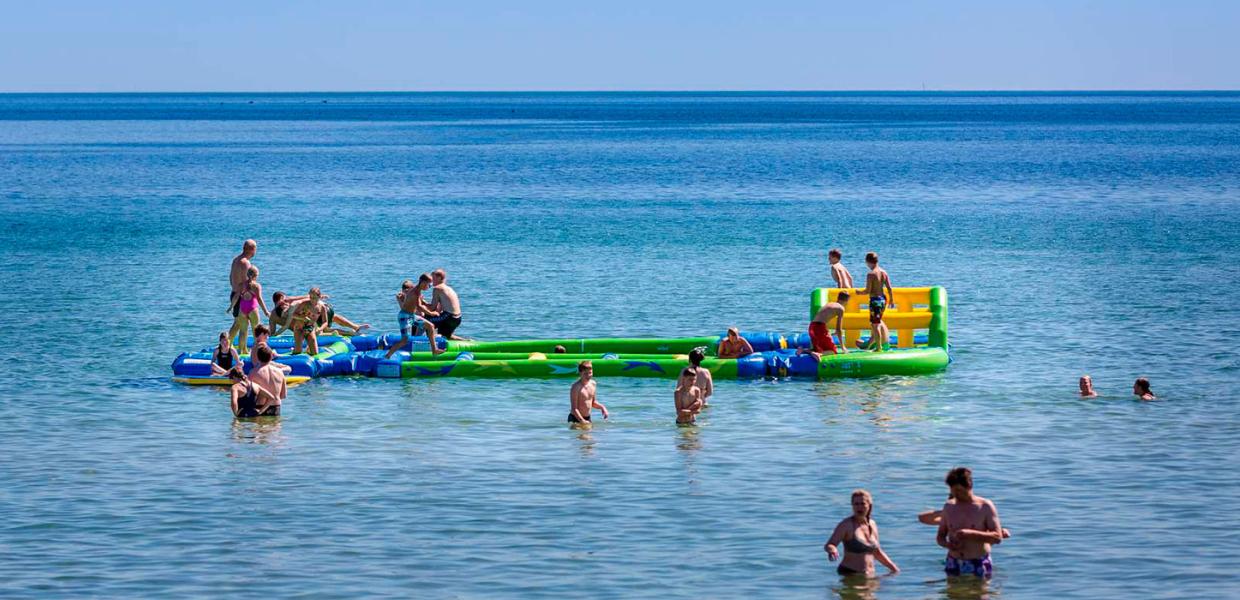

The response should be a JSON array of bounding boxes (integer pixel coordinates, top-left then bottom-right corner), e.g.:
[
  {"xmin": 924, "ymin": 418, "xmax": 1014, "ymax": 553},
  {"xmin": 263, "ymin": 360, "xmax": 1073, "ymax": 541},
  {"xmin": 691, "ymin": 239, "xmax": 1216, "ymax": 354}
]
[{"xmin": 717, "ymin": 327, "xmax": 755, "ymax": 359}]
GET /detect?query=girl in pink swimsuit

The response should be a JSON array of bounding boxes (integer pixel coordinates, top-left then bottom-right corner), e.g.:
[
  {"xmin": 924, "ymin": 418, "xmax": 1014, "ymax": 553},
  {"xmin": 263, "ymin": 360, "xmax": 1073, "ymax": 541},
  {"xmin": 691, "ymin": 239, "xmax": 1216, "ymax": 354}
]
[{"xmin": 229, "ymin": 266, "xmax": 270, "ymax": 354}]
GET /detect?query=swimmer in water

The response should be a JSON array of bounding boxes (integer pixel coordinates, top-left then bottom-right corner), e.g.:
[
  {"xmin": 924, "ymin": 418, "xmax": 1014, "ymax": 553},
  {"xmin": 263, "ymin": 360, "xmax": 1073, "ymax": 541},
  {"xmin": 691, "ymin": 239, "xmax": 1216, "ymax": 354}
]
[
  {"xmin": 824, "ymin": 489, "xmax": 900, "ymax": 577},
  {"xmin": 688, "ymin": 348, "xmax": 713, "ymax": 407},
  {"xmin": 553, "ymin": 345, "xmax": 567, "ymax": 354},
  {"xmin": 247, "ymin": 345, "xmax": 286, "ymax": 416},
  {"xmin": 252, "ymin": 324, "xmax": 292, "ymax": 373},
  {"xmin": 1133, "ymin": 377, "xmax": 1155, "ymax": 400},
  {"xmin": 936, "ymin": 467, "xmax": 1003, "ymax": 578},
  {"xmin": 918, "ymin": 501, "xmax": 1011, "ymax": 539},
  {"xmin": 211, "ymin": 331, "xmax": 241, "ymax": 375},
  {"xmin": 568, "ymin": 360, "xmax": 607, "ymax": 426},
  {"xmin": 674, "ymin": 367, "xmax": 703, "ymax": 425},
  {"xmin": 1079, "ymin": 375, "xmax": 1098, "ymax": 398},
  {"xmin": 228, "ymin": 366, "xmax": 277, "ymax": 418},
  {"xmin": 828, "ymin": 248, "xmax": 854, "ymax": 290},
  {"xmin": 717, "ymin": 327, "xmax": 755, "ymax": 359}
]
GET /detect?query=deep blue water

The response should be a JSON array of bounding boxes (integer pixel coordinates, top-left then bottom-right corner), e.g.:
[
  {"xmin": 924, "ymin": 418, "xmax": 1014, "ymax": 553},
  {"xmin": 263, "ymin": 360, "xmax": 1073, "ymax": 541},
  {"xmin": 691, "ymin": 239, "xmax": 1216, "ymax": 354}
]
[{"xmin": 1, "ymin": 92, "xmax": 1238, "ymax": 598}]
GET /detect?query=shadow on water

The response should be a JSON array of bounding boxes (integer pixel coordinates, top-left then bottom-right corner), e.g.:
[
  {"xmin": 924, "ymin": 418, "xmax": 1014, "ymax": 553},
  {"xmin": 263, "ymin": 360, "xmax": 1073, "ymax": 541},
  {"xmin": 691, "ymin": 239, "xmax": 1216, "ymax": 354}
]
[{"xmin": 932, "ymin": 575, "xmax": 998, "ymax": 600}]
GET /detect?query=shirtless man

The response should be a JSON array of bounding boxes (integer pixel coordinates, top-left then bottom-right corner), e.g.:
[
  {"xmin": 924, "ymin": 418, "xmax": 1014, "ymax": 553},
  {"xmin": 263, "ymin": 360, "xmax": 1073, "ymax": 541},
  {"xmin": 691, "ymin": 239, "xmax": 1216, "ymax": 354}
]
[
  {"xmin": 1079, "ymin": 375, "xmax": 1098, "ymax": 398},
  {"xmin": 674, "ymin": 367, "xmax": 704, "ymax": 425},
  {"xmin": 289, "ymin": 287, "xmax": 328, "ymax": 355},
  {"xmin": 687, "ymin": 348, "xmax": 713, "ymax": 407},
  {"xmin": 384, "ymin": 276, "xmax": 443, "ymax": 359},
  {"xmin": 252, "ymin": 324, "xmax": 292, "ymax": 372},
  {"xmin": 247, "ymin": 345, "xmax": 287, "ymax": 416},
  {"xmin": 717, "ymin": 327, "xmax": 755, "ymax": 359},
  {"xmin": 936, "ymin": 467, "xmax": 1003, "ymax": 578},
  {"xmin": 428, "ymin": 269, "xmax": 465, "ymax": 340},
  {"xmin": 858, "ymin": 252, "xmax": 895, "ymax": 352},
  {"xmin": 568, "ymin": 361, "xmax": 607, "ymax": 426},
  {"xmin": 828, "ymin": 248, "xmax": 854, "ymax": 290},
  {"xmin": 228, "ymin": 239, "xmax": 257, "ymax": 317},
  {"xmin": 806, "ymin": 290, "xmax": 849, "ymax": 358}
]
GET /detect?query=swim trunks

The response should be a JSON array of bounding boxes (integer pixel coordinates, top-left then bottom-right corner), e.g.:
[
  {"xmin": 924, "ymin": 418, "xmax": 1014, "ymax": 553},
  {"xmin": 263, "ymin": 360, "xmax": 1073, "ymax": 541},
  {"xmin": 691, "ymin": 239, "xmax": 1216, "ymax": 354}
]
[
  {"xmin": 230, "ymin": 291, "xmax": 240, "ymax": 317},
  {"xmin": 259, "ymin": 405, "xmax": 281, "ymax": 417},
  {"xmin": 567, "ymin": 413, "xmax": 591, "ymax": 423},
  {"xmin": 430, "ymin": 314, "xmax": 462, "ymax": 338},
  {"xmin": 944, "ymin": 555, "xmax": 992, "ymax": 578},
  {"xmin": 398, "ymin": 311, "xmax": 426, "ymax": 337},
  {"xmin": 868, "ymin": 296, "xmax": 887, "ymax": 324},
  {"xmin": 836, "ymin": 564, "xmax": 863, "ymax": 576},
  {"xmin": 808, "ymin": 321, "xmax": 837, "ymax": 353}
]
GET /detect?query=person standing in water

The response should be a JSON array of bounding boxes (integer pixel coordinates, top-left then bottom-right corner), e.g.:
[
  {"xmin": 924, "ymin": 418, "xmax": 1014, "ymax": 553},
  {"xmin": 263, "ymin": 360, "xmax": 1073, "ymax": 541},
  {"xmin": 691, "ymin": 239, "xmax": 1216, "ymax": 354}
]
[
  {"xmin": 936, "ymin": 467, "xmax": 1003, "ymax": 578},
  {"xmin": 228, "ymin": 366, "xmax": 277, "ymax": 418},
  {"xmin": 858, "ymin": 252, "xmax": 895, "ymax": 352},
  {"xmin": 828, "ymin": 248, "xmax": 854, "ymax": 290},
  {"xmin": 824, "ymin": 489, "xmax": 900, "ymax": 577},
  {"xmin": 568, "ymin": 360, "xmax": 607, "ymax": 426},
  {"xmin": 674, "ymin": 367, "xmax": 704, "ymax": 425},
  {"xmin": 428, "ymin": 269, "xmax": 466, "ymax": 340},
  {"xmin": 1133, "ymin": 377, "xmax": 1156, "ymax": 400},
  {"xmin": 687, "ymin": 349, "xmax": 713, "ymax": 407},
  {"xmin": 1079, "ymin": 375, "xmax": 1098, "ymax": 398},
  {"xmin": 228, "ymin": 239, "xmax": 257, "ymax": 317}
]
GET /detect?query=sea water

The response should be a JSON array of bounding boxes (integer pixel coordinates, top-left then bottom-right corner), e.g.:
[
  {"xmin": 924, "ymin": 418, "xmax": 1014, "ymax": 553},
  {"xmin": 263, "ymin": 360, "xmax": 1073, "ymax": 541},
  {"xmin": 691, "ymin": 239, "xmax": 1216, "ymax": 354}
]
[{"xmin": 1, "ymin": 92, "xmax": 1238, "ymax": 598}]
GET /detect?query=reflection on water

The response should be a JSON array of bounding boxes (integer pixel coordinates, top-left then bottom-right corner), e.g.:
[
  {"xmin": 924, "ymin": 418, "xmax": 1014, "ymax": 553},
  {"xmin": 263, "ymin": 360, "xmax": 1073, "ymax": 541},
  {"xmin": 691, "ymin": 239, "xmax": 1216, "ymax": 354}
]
[
  {"xmin": 575, "ymin": 429, "xmax": 596, "ymax": 459},
  {"xmin": 937, "ymin": 574, "xmax": 997, "ymax": 600},
  {"xmin": 230, "ymin": 416, "xmax": 284, "ymax": 446},
  {"xmin": 830, "ymin": 573, "xmax": 882, "ymax": 600},
  {"xmin": 676, "ymin": 424, "xmax": 703, "ymax": 454}
]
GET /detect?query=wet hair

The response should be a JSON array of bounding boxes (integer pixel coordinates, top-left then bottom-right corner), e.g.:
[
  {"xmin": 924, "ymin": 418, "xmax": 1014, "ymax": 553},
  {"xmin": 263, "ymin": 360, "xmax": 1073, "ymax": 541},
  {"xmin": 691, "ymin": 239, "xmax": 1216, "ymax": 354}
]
[
  {"xmin": 247, "ymin": 266, "xmax": 258, "ymax": 278},
  {"xmin": 553, "ymin": 345, "xmax": 567, "ymax": 354},
  {"xmin": 688, "ymin": 348, "xmax": 705, "ymax": 366},
  {"xmin": 577, "ymin": 360, "xmax": 592, "ymax": 373},
  {"xmin": 418, "ymin": 273, "xmax": 433, "ymax": 284},
  {"xmin": 254, "ymin": 324, "xmax": 271, "ymax": 338},
  {"xmin": 945, "ymin": 467, "xmax": 973, "ymax": 489},
  {"xmin": 273, "ymin": 291, "xmax": 286, "ymax": 303},
  {"xmin": 227, "ymin": 366, "xmax": 246, "ymax": 380},
  {"xmin": 828, "ymin": 248, "xmax": 842, "ymax": 259},
  {"xmin": 401, "ymin": 280, "xmax": 414, "ymax": 290},
  {"xmin": 254, "ymin": 345, "xmax": 274, "ymax": 364},
  {"xmin": 851, "ymin": 489, "xmax": 874, "ymax": 526},
  {"xmin": 837, "ymin": 290, "xmax": 851, "ymax": 302},
  {"xmin": 865, "ymin": 251, "xmax": 879, "ymax": 264},
  {"xmin": 1135, "ymin": 377, "xmax": 1152, "ymax": 394}
]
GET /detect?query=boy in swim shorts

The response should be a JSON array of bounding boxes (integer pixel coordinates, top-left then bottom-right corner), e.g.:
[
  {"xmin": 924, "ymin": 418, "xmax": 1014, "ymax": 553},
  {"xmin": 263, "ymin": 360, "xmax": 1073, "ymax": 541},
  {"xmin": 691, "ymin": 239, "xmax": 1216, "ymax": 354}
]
[
  {"xmin": 807, "ymin": 290, "xmax": 849, "ymax": 357},
  {"xmin": 936, "ymin": 467, "xmax": 1003, "ymax": 578},
  {"xmin": 568, "ymin": 361, "xmax": 607, "ymax": 426},
  {"xmin": 859, "ymin": 252, "xmax": 895, "ymax": 351},
  {"xmin": 384, "ymin": 276, "xmax": 442, "ymax": 359}
]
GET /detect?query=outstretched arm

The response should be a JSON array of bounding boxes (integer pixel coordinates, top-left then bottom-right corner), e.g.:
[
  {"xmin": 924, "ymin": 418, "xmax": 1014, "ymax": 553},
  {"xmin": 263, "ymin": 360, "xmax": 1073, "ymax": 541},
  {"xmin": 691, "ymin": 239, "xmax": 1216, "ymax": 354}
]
[{"xmin": 824, "ymin": 522, "xmax": 844, "ymax": 561}]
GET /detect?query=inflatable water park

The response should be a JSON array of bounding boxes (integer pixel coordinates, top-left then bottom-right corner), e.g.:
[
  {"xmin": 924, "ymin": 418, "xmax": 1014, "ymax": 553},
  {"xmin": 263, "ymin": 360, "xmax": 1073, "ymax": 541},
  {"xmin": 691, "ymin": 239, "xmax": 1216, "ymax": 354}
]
[{"xmin": 172, "ymin": 287, "xmax": 949, "ymax": 384}]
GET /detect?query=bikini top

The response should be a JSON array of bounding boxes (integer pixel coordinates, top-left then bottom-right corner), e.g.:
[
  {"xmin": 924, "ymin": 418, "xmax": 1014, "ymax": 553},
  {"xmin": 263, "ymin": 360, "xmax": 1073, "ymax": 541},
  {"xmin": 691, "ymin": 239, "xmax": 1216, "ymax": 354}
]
[{"xmin": 843, "ymin": 524, "xmax": 879, "ymax": 554}]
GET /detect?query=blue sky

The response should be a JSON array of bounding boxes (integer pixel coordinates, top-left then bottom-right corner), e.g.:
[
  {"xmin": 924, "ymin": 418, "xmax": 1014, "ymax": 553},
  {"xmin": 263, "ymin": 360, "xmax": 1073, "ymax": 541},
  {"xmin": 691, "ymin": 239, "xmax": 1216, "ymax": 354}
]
[{"xmin": 1, "ymin": 0, "xmax": 1235, "ymax": 91}]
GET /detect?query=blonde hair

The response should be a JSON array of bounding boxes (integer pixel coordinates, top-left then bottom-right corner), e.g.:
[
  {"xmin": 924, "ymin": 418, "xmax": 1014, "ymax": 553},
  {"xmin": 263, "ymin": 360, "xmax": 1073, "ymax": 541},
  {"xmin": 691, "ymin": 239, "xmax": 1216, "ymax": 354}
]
[{"xmin": 851, "ymin": 489, "xmax": 874, "ymax": 526}]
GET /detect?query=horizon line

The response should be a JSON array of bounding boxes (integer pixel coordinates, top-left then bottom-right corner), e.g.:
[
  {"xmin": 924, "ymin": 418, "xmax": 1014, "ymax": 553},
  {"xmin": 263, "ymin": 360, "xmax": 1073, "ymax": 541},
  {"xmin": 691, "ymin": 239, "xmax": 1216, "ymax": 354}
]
[{"xmin": 1, "ymin": 88, "xmax": 1238, "ymax": 95}]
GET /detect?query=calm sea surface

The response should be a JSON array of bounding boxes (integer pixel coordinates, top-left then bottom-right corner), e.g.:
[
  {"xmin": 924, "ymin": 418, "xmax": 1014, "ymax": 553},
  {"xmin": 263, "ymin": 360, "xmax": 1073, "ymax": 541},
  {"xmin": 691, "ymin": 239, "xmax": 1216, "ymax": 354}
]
[{"xmin": 1, "ymin": 92, "xmax": 1238, "ymax": 598}]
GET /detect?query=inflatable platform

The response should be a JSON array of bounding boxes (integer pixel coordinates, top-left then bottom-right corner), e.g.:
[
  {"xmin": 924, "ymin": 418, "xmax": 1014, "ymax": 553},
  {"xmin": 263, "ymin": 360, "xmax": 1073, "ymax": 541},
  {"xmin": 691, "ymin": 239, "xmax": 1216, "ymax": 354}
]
[{"xmin": 172, "ymin": 287, "xmax": 948, "ymax": 382}]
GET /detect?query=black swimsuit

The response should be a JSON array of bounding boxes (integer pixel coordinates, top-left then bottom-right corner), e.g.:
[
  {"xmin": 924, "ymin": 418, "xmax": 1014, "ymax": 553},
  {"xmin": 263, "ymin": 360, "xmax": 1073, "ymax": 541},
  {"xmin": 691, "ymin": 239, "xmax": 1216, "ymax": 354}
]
[
  {"xmin": 215, "ymin": 347, "xmax": 237, "ymax": 371},
  {"xmin": 235, "ymin": 382, "xmax": 260, "ymax": 418}
]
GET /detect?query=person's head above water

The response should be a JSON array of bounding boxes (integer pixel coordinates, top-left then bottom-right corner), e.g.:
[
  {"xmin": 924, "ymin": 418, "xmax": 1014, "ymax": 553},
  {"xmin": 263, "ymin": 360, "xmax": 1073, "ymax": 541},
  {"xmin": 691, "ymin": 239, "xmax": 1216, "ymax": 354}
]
[
  {"xmin": 242, "ymin": 239, "xmax": 257, "ymax": 258},
  {"xmin": 226, "ymin": 366, "xmax": 246, "ymax": 381},
  {"xmin": 553, "ymin": 345, "xmax": 567, "ymax": 354},
  {"xmin": 865, "ymin": 251, "xmax": 879, "ymax": 266},
  {"xmin": 1134, "ymin": 377, "xmax": 1154, "ymax": 398},
  {"xmin": 828, "ymin": 248, "xmax": 842, "ymax": 263},
  {"xmin": 432, "ymin": 269, "xmax": 447, "ymax": 284},
  {"xmin": 418, "ymin": 273, "xmax": 433, "ymax": 288},
  {"xmin": 945, "ymin": 466, "xmax": 973, "ymax": 501},
  {"xmin": 254, "ymin": 345, "xmax": 274, "ymax": 366},
  {"xmin": 851, "ymin": 489, "xmax": 874, "ymax": 524},
  {"xmin": 688, "ymin": 348, "xmax": 705, "ymax": 366},
  {"xmin": 401, "ymin": 280, "xmax": 414, "ymax": 292},
  {"xmin": 1079, "ymin": 375, "xmax": 1096, "ymax": 396},
  {"xmin": 679, "ymin": 367, "xmax": 698, "ymax": 383}
]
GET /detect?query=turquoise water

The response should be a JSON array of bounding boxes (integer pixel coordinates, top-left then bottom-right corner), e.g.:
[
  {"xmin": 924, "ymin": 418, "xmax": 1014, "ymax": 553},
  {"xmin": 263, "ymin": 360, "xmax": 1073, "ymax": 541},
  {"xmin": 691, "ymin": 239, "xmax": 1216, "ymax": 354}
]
[{"xmin": 1, "ymin": 92, "xmax": 1239, "ymax": 598}]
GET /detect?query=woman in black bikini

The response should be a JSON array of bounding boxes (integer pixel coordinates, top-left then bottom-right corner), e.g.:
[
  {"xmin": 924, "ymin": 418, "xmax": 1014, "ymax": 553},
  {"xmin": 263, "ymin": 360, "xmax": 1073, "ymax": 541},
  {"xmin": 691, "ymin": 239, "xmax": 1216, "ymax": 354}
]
[
  {"xmin": 227, "ymin": 367, "xmax": 277, "ymax": 418},
  {"xmin": 211, "ymin": 332, "xmax": 241, "ymax": 376},
  {"xmin": 824, "ymin": 489, "xmax": 900, "ymax": 577}
]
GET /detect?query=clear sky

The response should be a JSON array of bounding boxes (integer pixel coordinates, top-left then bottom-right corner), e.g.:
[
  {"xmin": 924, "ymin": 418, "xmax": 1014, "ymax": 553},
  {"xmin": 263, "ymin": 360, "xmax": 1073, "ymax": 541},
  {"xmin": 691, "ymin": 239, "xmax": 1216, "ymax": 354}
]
[{"xmin": 1, "ymin": 0, "xmax": 1236, "ymax": 92}]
